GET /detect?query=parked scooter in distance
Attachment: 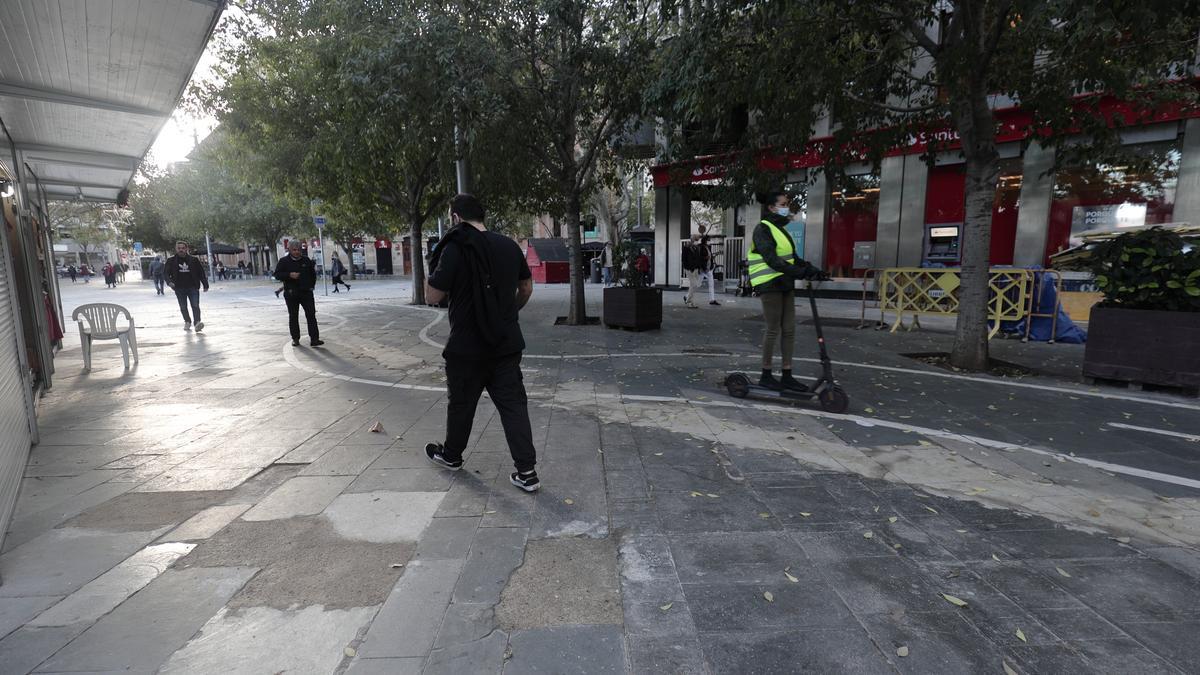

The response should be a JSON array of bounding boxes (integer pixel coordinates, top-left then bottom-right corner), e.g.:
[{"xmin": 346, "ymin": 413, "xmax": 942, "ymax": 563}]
[{"xmin": 724, "ymin": 280, "xmax": 850, "ymax": 413}]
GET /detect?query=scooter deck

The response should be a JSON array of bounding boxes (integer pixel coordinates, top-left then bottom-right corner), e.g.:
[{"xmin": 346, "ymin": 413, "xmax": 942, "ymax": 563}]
[{"xmin": 723, "ymin": 371, "xmax": 850, "ymax": 413}]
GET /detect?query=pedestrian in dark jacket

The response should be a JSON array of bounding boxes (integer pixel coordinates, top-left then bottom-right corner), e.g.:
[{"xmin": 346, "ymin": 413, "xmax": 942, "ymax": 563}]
[
  {"xmin": 424, "ymin": 193, "xmax": 539, "ymax": 492},
  {"xmin": 149, "ymin": 256, "xmax": 166, "ymax": 295},
  {"xmin": 274, "ymin": 240, "xmax": 323, "ymax": 347},
  {"xmin": 748, "ymin": 191, "xmax": 825, "ymax": 391},
  {"xmin": 164, "ymin": 241, "xmax": 210, "ymax": 332},
  {"xmin": 330, "ymin": 253, "xmax": 351, "ymax": 293}
]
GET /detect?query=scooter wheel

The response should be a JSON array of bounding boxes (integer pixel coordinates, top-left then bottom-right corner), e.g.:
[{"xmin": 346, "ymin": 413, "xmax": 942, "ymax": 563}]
[
  {"xmin": 818, "ymin": 386, "xmax": 849, "ymax": 414},
  {"xmin": 724, "ymin": 373, "xmax": 750, "ymax": 398}
]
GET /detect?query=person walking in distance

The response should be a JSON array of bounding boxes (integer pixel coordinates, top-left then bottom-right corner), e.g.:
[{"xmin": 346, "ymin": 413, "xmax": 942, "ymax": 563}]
[
  {"xmin": 330, "ymin": 253, "xmax": 351, "ymax": 293},
  {"xmin": 67, "ymin": 264, "xmax": 77, "ymax": 283},
  {"xmin": 165, "ymin": 241, "xmax": 209, "ymax": 332},
  {"xmin": 601, "ymin": 241, "xmax": 614, "ymax": 286},
  {"xmin": 274, "ymin": 240, "xmax": 323, "ymax": 347},
  {"xmin": 423, "ymin": 194, "xmax": 539, "ymax": 492},
  {"xmin": 697, "ymin": 225, "xmax": 720, "ymax": 306},
  {"xmin": 149, "ymin": 256, "xmax": 166, "ymax": 295},
  {"xmin": 749, "ymin": 191, "xmax": 826, "ymax": 391}
]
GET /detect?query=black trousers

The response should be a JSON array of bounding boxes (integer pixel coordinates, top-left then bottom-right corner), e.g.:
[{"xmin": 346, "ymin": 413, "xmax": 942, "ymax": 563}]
[
  {"xmin": 443, "ymin": 354, "xmax": 536, "ymax": 472},
  {"xmin": 284, "ymin": 289, "xmax": 319, "ymax": 341}
]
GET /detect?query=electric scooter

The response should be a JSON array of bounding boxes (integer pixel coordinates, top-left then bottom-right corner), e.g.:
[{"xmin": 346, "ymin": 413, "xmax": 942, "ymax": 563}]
[{"xmin": 724, "ymin": 281, "xmax": 850, "ymax": 414}]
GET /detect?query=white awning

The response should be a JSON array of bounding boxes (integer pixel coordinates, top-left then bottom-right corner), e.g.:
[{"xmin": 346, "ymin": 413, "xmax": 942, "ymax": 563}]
[{"xmin": 0, "ymin": 0, "xmax": 225, "ymax": 202}]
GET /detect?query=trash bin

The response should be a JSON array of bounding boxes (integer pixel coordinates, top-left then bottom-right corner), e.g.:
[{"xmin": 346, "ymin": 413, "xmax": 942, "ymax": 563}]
[{"xmin": 590, "ymin": 258, "xmax": 601, "ymax": 284}]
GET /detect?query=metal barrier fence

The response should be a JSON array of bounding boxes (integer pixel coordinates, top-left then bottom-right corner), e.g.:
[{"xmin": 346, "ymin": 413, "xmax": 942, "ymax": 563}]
[
  {"xmin": 875, "ymin": 268, "xmax": 1032, "ymax": 338},
  {"xmin": 723, "ymin": 237, "xmax": 745, "ymax": 294}
]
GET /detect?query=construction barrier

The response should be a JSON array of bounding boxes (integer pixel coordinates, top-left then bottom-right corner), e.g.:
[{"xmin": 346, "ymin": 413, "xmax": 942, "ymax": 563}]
[{"xmin": 875, "ymin": 268, "xmax": 1032, "ymax": 338}]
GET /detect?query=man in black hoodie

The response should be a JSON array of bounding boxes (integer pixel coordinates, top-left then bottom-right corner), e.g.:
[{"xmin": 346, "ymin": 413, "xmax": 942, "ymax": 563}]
[
  {"xmin": 164, "ymin": 241, "xmax": 209, "ymax": 332},
  {"xmin": 749, "ymin": 191, "xmax": 826, "ymax": 391},
  {"xmin": 273, "ymin": 240, "xmax": 323, "ymax": 347},
  {"xmin": 423, "ymin": 194, "xmax": 539, "ymax": 492}
]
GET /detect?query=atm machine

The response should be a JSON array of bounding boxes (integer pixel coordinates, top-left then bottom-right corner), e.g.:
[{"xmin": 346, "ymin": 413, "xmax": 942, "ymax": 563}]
[{"xmin": 922, "ymin": 223, "xmax": 961, "ymax": 266}]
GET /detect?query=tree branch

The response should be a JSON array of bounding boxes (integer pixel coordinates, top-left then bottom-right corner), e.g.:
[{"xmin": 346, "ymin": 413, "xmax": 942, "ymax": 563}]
[{"xmin": 845, "ymin": 92, "xmax": 942, "ymax": 114}]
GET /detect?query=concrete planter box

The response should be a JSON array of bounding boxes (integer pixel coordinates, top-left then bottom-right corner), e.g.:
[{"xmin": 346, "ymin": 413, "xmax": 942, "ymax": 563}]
[
  {"xmin": 1083, "ymin": 306, "xmax": 1200, "ymax": 390},
  {"xmin": 603, "ymin": 287, "xmax": 662, "ymax": 331}
]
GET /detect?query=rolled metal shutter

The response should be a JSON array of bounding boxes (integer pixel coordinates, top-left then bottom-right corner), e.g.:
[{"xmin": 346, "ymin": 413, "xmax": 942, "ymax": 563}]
[{"xmin": 0, "ymin": 236, "xmax": 34, "ymax": 555}]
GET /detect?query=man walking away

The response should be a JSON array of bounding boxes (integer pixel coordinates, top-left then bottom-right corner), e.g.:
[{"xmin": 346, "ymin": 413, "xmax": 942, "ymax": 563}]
[
  {"xmin": 149, "ymin": 256, "xmax": 165, "ymax": 295},
  {"xmin": 67, "ymin": 264, "xmax": 77, "ymax": 283},
  {"xmin": 165, "ymin": 241, "xmax": 209, "ymax": 332},
  {"xmin": 330, "ymin": 253, "xmax": 351, "ymax": 293},
  {"xmin": 682, "ymin": 238, "xmax": 701, "ymax": 308},
  {"xmin": 601, "ymin": 241, "xmax": 614, "ymax": 286},
  {"xmin": 424, "ymin": 194, "xmax": 539, "ymax": 492},
  {"xmin": 274, "ymin": 240, "xmax": 323, "ymax": 347},
  {"xmin": 698, "ymin": 225, "xmax": 720, "ymax": 306}
]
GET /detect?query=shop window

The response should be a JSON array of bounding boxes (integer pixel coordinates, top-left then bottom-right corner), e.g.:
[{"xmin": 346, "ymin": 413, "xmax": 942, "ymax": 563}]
[
  {"xmin": 825, "ymin": 174, "xmax": 880, "ymax": 277},
  {"xmin": 1046, "ymin": 138, "xmax": 1180, "ymax": 263}
]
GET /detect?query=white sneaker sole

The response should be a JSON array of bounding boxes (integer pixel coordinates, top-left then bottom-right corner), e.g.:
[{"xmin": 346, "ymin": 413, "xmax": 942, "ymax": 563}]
[{"xmin": 510, "ymin": 475, "xmax": 540, "ymax": 492}]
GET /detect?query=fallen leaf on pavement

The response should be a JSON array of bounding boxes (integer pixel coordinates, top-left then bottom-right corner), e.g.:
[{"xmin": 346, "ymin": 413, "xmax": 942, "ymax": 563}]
[
  {"xmin": 706, "ymin": 493, "xmax": 720, "ymax": 498},
  {"xmin": 888, "ymin": 516, "xmax": 898, "ymax": 524},
  {"xmin": 344, "ymin": 647, "xmax": 357, "ymax": 657},
  {"xmin": 690, "ymin": 491, "xmax": 704, "ymax": 497},
  {"xmin": 763, "ymin": 591, "xmax": 774, "ymax": 602},
  {"xmin": 992, "ymin": 553, "xmax": 1002, "ymax": 562},
  {"xmin": 799, "ymin": 512, "xmax": 812, "ymax": 517},
  {"xmin": 784, "ymin": 571, "xmax": 799, "ymax": 583},
  {"xmin": 1015, "ymin": 628, "xmax": 1027, "ymax": 643},
  {"xmin": 863, "ymin": 531, "xmax": 874, "ymax": 539},
  {"xmin": 896, "ymin": 646, "xmax": 909, "ymax": 657},
  {"xmin": 369, "ymin": 422, "xmax": 384, "ymax": 433},
  {"xmin": 923, "ymin": 506, "xmax": 939, "ymax": 514},
  {"xmin": 564, "ymin": 499, "xmax": 574, "ymax": 505},
  {"xmin": 1056, "ymin": 566, "xmax": 1072, "ymax": 578},
  {"xmin": 659, "ymin": 603, "xmax": 673, "ymax": 611},
  {"xmin": 1111, "ymin": 536, "xmax": 1131, "ymax": 544},
  {"xmin": 759, "ymin": 512, "xmax": 772, "ymax": 519},
  {"xmin": 390, "ymin": 563, "xmax": 405, "ymax": 569},
  {"xmin": 955, "ymin": 529, "xmax": 968, "ymax": 534},
  {"xmin": 1088, "ymin": 509, "xmax": 1101, "ymax": 517},
  {"xmin": 941, "ymin": 593, "xmax": 968, "ymax": 607},
  {"xmin": 1003, "ymin": 660, "xmax": 1019, "ymax": 675}
]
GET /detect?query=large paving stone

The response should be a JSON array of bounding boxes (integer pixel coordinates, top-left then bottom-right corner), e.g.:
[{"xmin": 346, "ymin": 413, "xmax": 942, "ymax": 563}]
[
  {"xmin": 1031, "ymin": 558, "xmax": 1200, "ymax": 622},
  {"xmin": 627, "ymin": 636, "xmax": 708, "ymax": 674},
  {"xmin": 0, "ymin": 528, "xmax": 163, "ymax": 598},
  {"xmin": 682, "ymin": 580, "xmax": 856, "ymax": 632},
  {"xmin": 299, "ymin": 445, "xmax": 388, "ymax": 475},
  {"xmin": 133, "ymin": 467, "xmax": 262, "ymax": 492},
  {"xmin": 322, "ymin": 491, "xmax": 444, "ymax": 543},
  {"xmin": 30, "ymin": 542, "xmax": 195, "ymax": 627},
  {"xmin": 241, "ymin": 476, "xmax": 355, "ymax": 521},
  {"xmin": 346, "ymin": 468, "xmax": 456, "ymax": 493},
  {"xmin": 435, "ymin": 477, "xmax": 491, "ymax": 517},
  {"xmin": 414, "ymin": 516, "xmax": 481, "ymax": 561},
  {"xmin": 163, "ymin": 503, "xmax": 252, "ymax": 541},
  {"xmin": 506, "ymin": 625, "xmax": 625, "ymax": 674},
  {"xmin": 495, "ymin": 537, "xmax": 621, "ymax": 630},
  {"xmin": 700, "ymin": 628, "xmax": 894, "ymax": 675},
  {"xmin": 668, "ymin": 532, "xmax": 807, "ymax": 584},
  {"xmin": 655, "ymin": 491, "xmax": 779, "ymax": 534},
  {"xmin": 433, "ymin": 603, "xmax": 496, "ymax": 649},
  {"xmin": 617, "ymin": 533, "xmax": 684, "ymax": 602},
  {"xmin": 453, "ymin": 527, "xmax": 527, "ymax": 605},
  {"xmin": 357, "ymin": 560, "xmax": 465, "ymax": 659},
  {"xmin": 35, "ymin": 566, "xmax": 257, "ymax": 673},
  {"xmin": 817, "ymin": 556, "xmax": 949, "ymax": 615},
  {"xmin": 0, "ymin": 624, "xmax": 86, "ymax": 675},
  {"xmin": 858, "ymin": 611, "xmax": 1005, "ymax": 674},
  {"xmin": 346, "ymin": 656, "xmax": 426, "ymax": 674},
  {"xmin": 423, "ymin": 628, "xmax": 507, "ymax": 675},
  {"xmin": 0, "ymin": 596, "xmax": 61, "ymax": 641},
  {"xmin": 160, "ymin": 605, "xmax": 377, "ymax": 674}
]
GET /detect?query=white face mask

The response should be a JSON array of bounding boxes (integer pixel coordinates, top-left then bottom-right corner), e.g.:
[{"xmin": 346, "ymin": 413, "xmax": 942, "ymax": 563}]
[{"xmin": 774, "ymin": 207, "xmax": 791, "ymax": 218}]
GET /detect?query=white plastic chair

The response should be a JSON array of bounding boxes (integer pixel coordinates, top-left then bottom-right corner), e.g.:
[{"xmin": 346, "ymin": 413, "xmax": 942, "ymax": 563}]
[{"xmin": 72, "ymin": 303, "xmax": 139, "ymax": 371}]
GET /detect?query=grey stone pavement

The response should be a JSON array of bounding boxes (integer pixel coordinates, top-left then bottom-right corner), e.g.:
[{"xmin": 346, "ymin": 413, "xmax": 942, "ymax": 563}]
[{"xmin": 2, "ymin": 273, "xmax": 1200, "ymax": 674}]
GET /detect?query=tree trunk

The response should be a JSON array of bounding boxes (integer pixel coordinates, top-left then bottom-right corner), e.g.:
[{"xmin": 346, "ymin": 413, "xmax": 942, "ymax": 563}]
[
  {"xmin": 949, "ymin": 88, "xmax": 1000, "ymax": 371},
  {"xmin": 338, "ymin": 239, "xmax": 357, "ymax": 281},
  {"xmin": 565, "ymin": 192, "xmax": 588, "ymax": 324},
  {"xmin": 410, "ymin": 216, "xmax": 426, "ymax": 305}
]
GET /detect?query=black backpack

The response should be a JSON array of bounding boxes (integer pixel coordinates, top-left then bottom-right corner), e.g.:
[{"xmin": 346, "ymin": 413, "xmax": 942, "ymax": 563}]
[{"xmin": 682, "ymin": 244, "xmax": 697, "ymax": 272}]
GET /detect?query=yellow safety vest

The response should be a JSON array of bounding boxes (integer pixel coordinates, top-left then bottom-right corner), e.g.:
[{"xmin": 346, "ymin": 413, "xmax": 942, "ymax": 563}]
[{"xmin": 746, "ymin": 219, "xmax": 796, "ymax": 287}]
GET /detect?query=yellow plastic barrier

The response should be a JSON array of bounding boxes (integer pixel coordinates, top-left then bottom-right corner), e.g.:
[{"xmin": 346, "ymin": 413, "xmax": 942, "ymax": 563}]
[{"xmin": 876, "ymin": 268, "xmax": 1032, "ymax": 338}]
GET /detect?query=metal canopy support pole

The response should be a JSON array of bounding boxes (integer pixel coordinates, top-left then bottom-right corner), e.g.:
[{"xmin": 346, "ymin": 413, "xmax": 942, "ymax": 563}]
[
  {"xmin": 204, "ymin": 231, "xmax": 215, "ymax": 283},
  {"xmin": 317, "ymin": 224, "xmax": 327, "ymax": 297}
]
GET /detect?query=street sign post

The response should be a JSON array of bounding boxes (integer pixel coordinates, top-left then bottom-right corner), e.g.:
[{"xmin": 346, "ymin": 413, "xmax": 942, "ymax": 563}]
[{"xmin": 310, "ymin": 199, "xmax": 328, "ymax": 296}]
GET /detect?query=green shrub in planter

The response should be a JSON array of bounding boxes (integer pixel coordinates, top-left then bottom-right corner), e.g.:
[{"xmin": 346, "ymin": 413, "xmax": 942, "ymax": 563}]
[{"xmin": 1089, "ymin": 227, "xmax": 1200, "ymax": 311}]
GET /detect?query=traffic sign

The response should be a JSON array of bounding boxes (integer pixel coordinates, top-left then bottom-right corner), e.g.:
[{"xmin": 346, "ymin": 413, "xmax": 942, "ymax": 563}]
[
  {"xmin": 133, "ymin": 242, "xmax": 143, "ymax": 253},
  {"xmin": 313, "ymin": 216, "xmax": 327, "ymax": 226}
]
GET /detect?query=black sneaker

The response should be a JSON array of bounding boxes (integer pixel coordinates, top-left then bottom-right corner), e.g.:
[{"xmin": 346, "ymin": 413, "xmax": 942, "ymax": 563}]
[
  {"xmin": 510, "ymin": 470, "xmax": 540, "ymax": 492},
  {"xmin": 292, "ymin": 339, "xmax": 300, "ymax": 347},
  {"xmin": 758, "ymin": 372, "xmax": 782, "ymax": 390},
  {"xmin": 311, "ymin": 339, "xmax": 325, "ymax": 347},
  {"xmin": 425, "ymin": 443, "xmax": 463, "ymax": 471},
  {"xmin": 780, "ymin": 375, "xmax": 809, "ymax": 392},
  {"xmin": 710, "ymin": 300, "xmax": 721, "ymax": 306}
]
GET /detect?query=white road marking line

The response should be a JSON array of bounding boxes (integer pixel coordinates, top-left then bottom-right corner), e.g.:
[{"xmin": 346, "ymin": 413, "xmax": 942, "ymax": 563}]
[
  {"xmin": 618, "ymin": 393, "xmax": 1200, "ymax": 491},
  {"xmin": 1107, "ymin": 423, "xmax": 1200, "ymax": 443}
]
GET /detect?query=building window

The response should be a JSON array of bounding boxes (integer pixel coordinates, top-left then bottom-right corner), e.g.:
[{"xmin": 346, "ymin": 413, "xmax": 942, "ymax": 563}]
[
  {"xmin": 1046, "ymin": 137, "xmax": 1181, "ymax": 262},
  {"xmin": 826, "ymin": 173, "xmax": 880, "ymax": 277}
]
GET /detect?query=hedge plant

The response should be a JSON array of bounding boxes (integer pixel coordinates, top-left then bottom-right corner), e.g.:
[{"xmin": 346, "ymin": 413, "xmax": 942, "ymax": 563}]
[{"xmin": 1089, "ymin": 227, "xmax": 1200, "ymax": 312}]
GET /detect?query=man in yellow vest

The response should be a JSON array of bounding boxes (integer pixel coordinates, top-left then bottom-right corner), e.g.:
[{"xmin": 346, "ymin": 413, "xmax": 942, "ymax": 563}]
[{"xmin": 748, "ymin": 191, "xmax": 826, "ymax": 391}]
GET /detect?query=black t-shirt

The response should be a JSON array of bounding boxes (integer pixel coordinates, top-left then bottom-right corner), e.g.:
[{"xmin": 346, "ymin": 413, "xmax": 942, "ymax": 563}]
[{"xmin": 428, "ymin": 229, "xmax": 531, "ymax": 359}]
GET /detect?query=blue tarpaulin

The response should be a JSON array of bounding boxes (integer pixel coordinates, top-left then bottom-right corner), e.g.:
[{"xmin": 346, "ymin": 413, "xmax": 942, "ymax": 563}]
[{"xmin": 1001, "ymin": 271, "xmax": 1087, "ymax": 343}]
